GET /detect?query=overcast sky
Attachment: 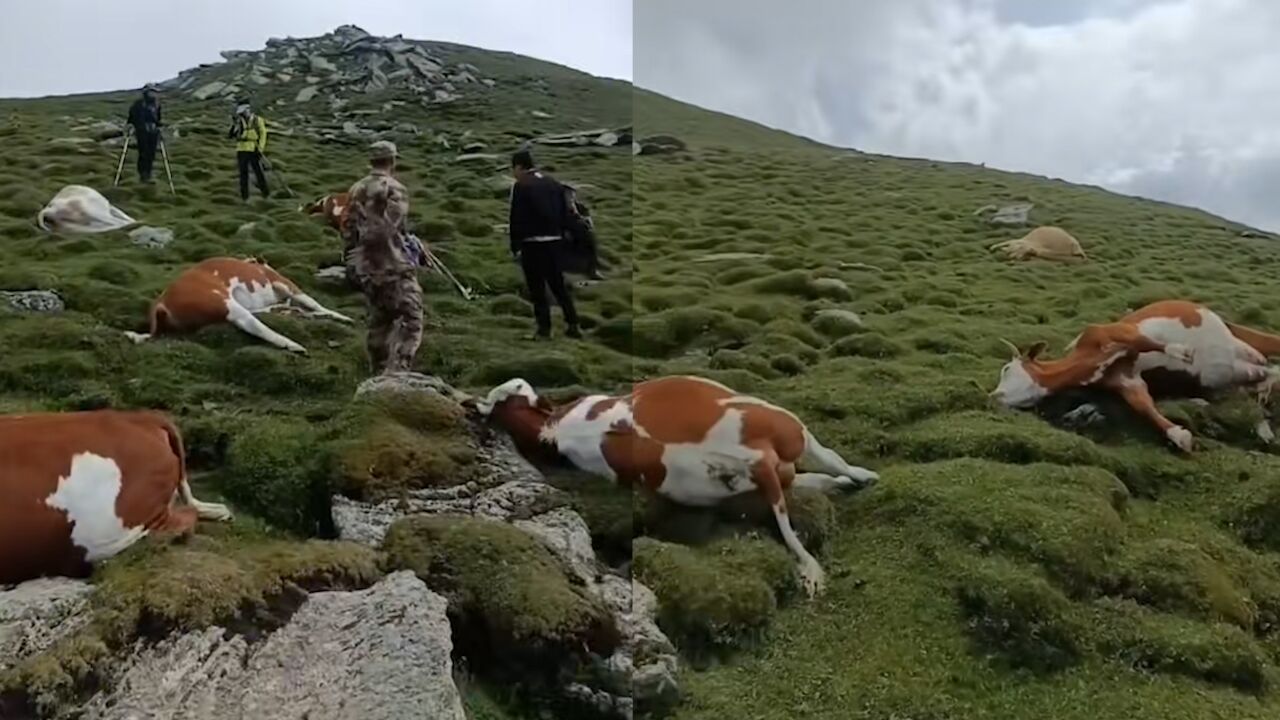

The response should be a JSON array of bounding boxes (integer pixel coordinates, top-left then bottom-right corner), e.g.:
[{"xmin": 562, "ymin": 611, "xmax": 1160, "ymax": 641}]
[
  {"xmin": 0, "ymin": 0, "xmax": 632, "ymax": 98},
  {"xmin": 636, "ymin": 0, "xmax": 1280, "ymax": 232}
]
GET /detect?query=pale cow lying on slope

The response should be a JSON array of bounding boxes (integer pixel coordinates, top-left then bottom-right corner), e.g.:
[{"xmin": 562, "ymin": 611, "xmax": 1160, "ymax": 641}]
[
  {"xmin": 0, "ymin": 410, "xmax": 232, "ymax": 584},
  {"xmin": 124, "ymin": 257, "xmax": 353, "ymax": 354},
  {"xmin": 990, "ymin": 299, "xmax": 1280, "ymax": 452},
  {"xmin": 990, "ymin": 226, "xmax": 1087, "ymax": 262},
  {"xmin": 37, "ymin": 185, "xmax": 137, "ymax": 234},
  {"xmin": 471, "ymin": 375, "xmax": 880, "ymax": 597},
  {"xmin": 299, "ymin": 191, "xmax": 351, "ymax": 233}
]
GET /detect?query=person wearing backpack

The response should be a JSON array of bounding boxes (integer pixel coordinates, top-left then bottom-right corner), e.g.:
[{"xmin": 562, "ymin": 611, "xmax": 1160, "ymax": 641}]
[
  {"xmin": 125, "ymin": 84, "xmax": 163, "ymax": 184},
  {"xmin": 228, "ymin": 102, "xmax": 270, "ymax": 201}
]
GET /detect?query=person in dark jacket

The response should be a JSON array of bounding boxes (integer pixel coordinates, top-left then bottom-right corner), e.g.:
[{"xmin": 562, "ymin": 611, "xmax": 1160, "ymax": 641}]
[
  {"xmin": 508, "ymin": 149, "xmax": 580, "ymax": 340},
  {"xmin": 125, "ymin": 84, "xmax": 163, "ymax": 183}
]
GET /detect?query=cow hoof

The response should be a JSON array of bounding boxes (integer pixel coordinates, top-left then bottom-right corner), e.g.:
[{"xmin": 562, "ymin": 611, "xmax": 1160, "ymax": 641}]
[
  {"xmin": 1166, "ymin": 426, "xmax": 1194, "ymax": 453},
  {"xmin": 1165, "ymin": 343, "xmax": 1195, "ymax": 365},
  {"xmin": 800, "ymin": 564, "xmax": 826, "ymax": 598}
]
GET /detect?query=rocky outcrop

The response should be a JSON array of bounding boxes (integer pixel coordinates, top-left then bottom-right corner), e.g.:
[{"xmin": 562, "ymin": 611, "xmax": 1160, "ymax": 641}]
[
  {"xmin": 975, "ymin": 202, "xmax": 1034, "ymax": 226},
  {"xmin": 1, "ymin": 290, "xmax": 64, "ymax": 313},
  {"xmin": 637, "ymin": 135, "xmax": 687, "ymax": 155},
  {"xmin": 0, "ymin": 578, "xmax": 94, "ymax": 673},
  {"xmin": 336, "ymin": 373, "xmax": 681, "ymax": 719},
  {"xmin": 128, "ymin": 226, "xmax": 174, "ymax": 249},
  {"xmin": 80, "ymin": 572, "xmax": 465, "ymax": 720}
]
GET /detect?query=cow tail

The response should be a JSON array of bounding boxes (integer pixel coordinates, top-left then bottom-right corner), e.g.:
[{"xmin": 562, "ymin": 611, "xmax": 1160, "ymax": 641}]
[
  {"xmin": 149, "ymin": 302, "xmax": 170, "ymax": 335},
  {"xmin": 158, "ymin": 415, "xmax": 190, "ymax": 489}
]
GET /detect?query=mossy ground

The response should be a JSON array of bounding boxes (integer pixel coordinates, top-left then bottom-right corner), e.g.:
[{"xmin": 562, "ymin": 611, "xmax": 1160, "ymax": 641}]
[{"xmin": 633, "ymin": 88, "xmax": 1280, "ymax": 719}]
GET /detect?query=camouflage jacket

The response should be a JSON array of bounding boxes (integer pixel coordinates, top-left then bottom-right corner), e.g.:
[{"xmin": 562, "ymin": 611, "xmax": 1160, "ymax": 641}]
[{"xmin": 343, "ymin": 168, "xmax": 414, "ymax": 281}]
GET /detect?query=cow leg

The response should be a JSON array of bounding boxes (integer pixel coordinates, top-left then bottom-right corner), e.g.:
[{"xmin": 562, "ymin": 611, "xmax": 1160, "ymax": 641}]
[
  {"xmin": 800, "ymin": 430, "xmax": 878, "ymax": 489},
  {"xmin": 794, "ymin": 472, "xmax": 860, "ymax": 493},
  {"xmin": 273, "ymin": 283, "xmax": 355, "ymax": 323},
  {"xmin": 225, "ymin": 300, "xmax": 307, "ymax": 353},
  {"xmin": 753, "ymin": 456, "xmax": 825, "ymax": 597},
  {"xmin": 1106, "ymin": 372, "xmax": 1193, "ymax": 452},
  {"xmin": 154, "ymin": 506, "xmax": 199, "ymax": 540},
  {"xmin": 178, "ymin": 479, "xmax": 233, "ymax": 521},
  {"xmin": 1097, "ymin": 323, "xmax": 1194, "ymax": 364},
  {"xmin": 123, "ymin": 331, "xmax": 151, "ymax": 344}
]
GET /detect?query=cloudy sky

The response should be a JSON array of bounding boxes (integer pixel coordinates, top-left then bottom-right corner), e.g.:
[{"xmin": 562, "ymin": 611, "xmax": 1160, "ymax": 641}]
[
  {"xmin": 636, "ymin": 0, "xmax": 1280, "ymax": 231},
  {"xmin": 0, "ymin": 0, "xmax": 632, "ymax": 97}
]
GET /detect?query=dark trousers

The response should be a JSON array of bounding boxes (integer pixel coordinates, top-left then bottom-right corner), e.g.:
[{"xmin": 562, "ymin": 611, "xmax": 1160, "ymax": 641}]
[
  {"xmin": 136, "ymin": 132, "xmax": 159, "ymax": 181},
  {"xmin": 237, "ymin": 151, "xmax": 269, "ymax": 200},
  {"xmin": 520, "ymin": 240, "xmax": 579, "ymax": 334}
]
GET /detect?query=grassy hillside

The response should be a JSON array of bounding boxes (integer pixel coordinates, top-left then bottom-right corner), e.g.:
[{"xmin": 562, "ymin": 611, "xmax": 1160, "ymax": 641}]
[
  {"xmin": 0, "ymin": 30, "xmax": 633, "ymax": 719},
  {"xmin": 631, "ymin": 90, "xmax": 1280, "ymax": 719}
]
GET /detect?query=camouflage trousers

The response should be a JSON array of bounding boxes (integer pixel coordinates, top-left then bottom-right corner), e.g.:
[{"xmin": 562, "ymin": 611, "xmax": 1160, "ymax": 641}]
[{"xmin": 362, "ymin": 270, "xmax": 423, "ymax": 375}]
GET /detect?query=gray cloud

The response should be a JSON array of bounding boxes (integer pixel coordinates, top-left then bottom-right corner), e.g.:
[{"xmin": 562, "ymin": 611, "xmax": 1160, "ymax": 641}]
[
  {"xmin": 636, "ymin": 0, "xmax": 1280, "ymax": 231},
  {"xmin": 0, "ymin": 0, "xmax": 631, "ymax": 98}
]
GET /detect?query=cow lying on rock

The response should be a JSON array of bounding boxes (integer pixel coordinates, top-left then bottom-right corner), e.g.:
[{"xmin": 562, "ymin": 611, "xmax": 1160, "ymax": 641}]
[
  {"xmin": 990, "ymin": 300, "xmax": 1280, "ymax": 452},
  {"xmin": 471, "ymin": 374, "xmax": 880, "ymax": 596},
  {"xmin": 0, "ymin": 410, "xmax": 232, "ymax": 584},
  {"xmin": 124, "ymin": 257, "xmax": 353, "ymax": 353}
]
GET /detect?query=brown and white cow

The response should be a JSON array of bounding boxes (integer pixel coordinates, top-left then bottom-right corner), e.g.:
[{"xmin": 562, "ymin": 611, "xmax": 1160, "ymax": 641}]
[
  {"xmin": 472, "ymin": 375, "xmax": 880, "ymax": 596},
  {"xmin": 299, "ymin": 191, "xmax": 351, "ymax": 233},
  {"xmin": 124, "ymin": 257, "xmax": 353, "ymax": 354},
  {"xmin": 0, "ymin": 410, "xmax": 232, "ymax": 584},
  {"xmin": 990, "ymin": 299, "xmax": 1280, "ymax": 452}
]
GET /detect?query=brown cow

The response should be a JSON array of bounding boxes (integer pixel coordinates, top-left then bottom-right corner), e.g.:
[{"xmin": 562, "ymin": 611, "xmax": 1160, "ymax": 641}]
[
  {"xmin": 0, "ymin": 410, "xmax": 232, "ymax": 584},
  {"xmin": 471, "ymin": 375, "xmax": 880, "ymax": 597},
  {"xmin": 123, "ymin": 257, "xmax": 353, "ymax": 354},
  {"xmin": 299, "ymin": 192, "xmax": 351, "ymax": 233},
  {"xmin": 991, "ymin": 299, "xmax": 1280, "ymax": 452}
]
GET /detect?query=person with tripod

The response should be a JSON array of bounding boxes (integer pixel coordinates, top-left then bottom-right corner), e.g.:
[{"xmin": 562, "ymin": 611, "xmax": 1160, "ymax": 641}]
[
  {"xmin": 125, "ymin": 84, "xmax": 163, "ymax": 184},
  {"xmin": 228, "ymin": 102, "xmax": 270, "ymax": 202}
]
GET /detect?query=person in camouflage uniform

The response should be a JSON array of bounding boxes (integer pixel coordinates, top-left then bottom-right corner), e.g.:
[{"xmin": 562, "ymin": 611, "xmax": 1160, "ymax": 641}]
[{"xmin": 342, "ymin": 141, "xmax": 423, "ymax": 374}]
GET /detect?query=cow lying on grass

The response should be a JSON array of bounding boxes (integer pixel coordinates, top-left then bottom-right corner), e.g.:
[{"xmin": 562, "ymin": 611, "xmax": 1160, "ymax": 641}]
[
  {"xmin": 989, "ymin": 226, "xmax": 1088, "ymax": 262},
  {"xmin": 471, "ymin": 375, "xmax": 880, "ymax": 596},
  {"xmin": 990, "ymin": 300, "xmax": 1280, "ymax": 452},
  {"xmin": 299, "ymin": 191, "xmax": 350, "ymax": 233},
  {"xmin": 0, "ymin": 410, "xmax": 232, "ymax": 584},
  {"xmin": 124, "ymin": 257, "xmax": 353, "ymax": 354},
  {"xmin": 36, "ymin": 185, "xmax": 136, "ymax": 234}
]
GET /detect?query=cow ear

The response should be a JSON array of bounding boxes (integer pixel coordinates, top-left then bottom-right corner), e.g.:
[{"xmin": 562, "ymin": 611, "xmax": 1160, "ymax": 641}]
[{"xmin": 1026, "ymin": 341, "xmax": 1048, "ymax": 360}]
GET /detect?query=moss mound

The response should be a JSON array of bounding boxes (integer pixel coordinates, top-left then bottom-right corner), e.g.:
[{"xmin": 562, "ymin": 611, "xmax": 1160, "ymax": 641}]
[{"xmin": 223, "ymin": 417, "xmax": 334, "ymax": 536}]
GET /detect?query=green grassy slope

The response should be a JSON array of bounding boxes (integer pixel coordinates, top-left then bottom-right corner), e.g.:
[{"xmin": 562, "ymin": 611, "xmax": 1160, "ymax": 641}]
[{"xmin": 632, "ymin": 90, "xmax": 1280, "ymax": 719}]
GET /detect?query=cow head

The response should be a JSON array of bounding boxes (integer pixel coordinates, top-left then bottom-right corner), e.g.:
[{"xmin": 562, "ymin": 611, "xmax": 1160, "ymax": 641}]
[
  {"xmin": 35, "ymin": 208, "xmax": 54, "ymax": 232},
  {"xmin": 299, "ymin": 195, "xmax": 327, "ymax": 215},
  {"xmin": 990, "ymin": 339, "xmax": 1051, "ymax": 409},
  {"xmin": 471, "ymin": 378, "xmax": 557, "ymax": 452}
]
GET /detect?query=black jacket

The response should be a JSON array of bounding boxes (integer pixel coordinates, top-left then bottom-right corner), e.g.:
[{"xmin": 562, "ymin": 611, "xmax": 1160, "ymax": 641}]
[
  {"xmin": 508, "ymin": 170, "xmax": 570, "ymax": 255},
  {"xmin": 127, "ymin": 98, "xmax": 162, "ymax": 136}
]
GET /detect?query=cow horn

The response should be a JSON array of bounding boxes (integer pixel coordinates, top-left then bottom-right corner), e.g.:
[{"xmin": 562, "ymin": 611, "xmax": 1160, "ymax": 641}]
[{"xmin": 998, "ymin": 338, "xmax": 1021, "ymax": 358}]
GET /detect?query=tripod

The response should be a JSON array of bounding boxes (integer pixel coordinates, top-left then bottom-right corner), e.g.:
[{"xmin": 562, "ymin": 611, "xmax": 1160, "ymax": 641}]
[{"xmin": 113, "ymin": 126, "xmax": 175, "ymax": 195}]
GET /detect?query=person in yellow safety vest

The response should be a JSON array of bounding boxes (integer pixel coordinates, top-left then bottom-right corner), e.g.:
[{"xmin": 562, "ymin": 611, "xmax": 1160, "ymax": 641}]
[{"xmin": 228, "ymin": 102, "xmax": 271, "ymax": 202}]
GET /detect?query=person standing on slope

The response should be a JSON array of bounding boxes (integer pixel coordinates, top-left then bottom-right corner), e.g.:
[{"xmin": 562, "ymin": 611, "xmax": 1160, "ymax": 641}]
[
  {"xmin": 508, "ymin": 149, "xmax": 581, "ymax": 340},
  {"xmin": 343, "ymin": 141, "xmax": 424, "ymax": 374},
  {"xmin": 228, "ymin": 102, "xmax": 270, "ymax": 202},
  {"xmin": 125, "ymin": 84, "xmax": 163, "ymax": 184}
]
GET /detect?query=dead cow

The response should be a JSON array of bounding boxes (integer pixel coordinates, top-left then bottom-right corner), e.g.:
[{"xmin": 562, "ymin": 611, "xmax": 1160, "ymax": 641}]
[
  {"xmin": 0, "ymin": 410, "xmax": 232, "ymax": 584},
  {"xmin": 37, "ymin": 185, "xmax": 136, "ymax": 234},
  {"xmin": 472, "ymin": 375, "xmax": 879, "ymax": 596},
  {"xmin": 990, "ymin": 226, "xmax": 1087, "ymax": 262},
  {"xmin": 299, "ymin": 191, "xmax": 351, "ymax": 233},
  {"xmin": 124, "ymin": 257, "xmax": 353, "ymax": 354},
  {"xmin": 990, "ymin": 299, "xmax": 1280, "ymax": 452}
]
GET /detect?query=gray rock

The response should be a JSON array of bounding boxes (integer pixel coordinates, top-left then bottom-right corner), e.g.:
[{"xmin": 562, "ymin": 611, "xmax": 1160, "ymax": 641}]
[
  {"xmin": 481, "ymin": 78, "xmax": 497, "ymax": 88},
  {"xmin": 1, "ymin": 290, "xmax": 64, "ymax": 313},
  {"xmin": 75, "ymin": 120, "xmax": 124, "ymax": 140},
  {"xmin": 48, "ymin": 137, "xmax": 96, "ymax": 150},
  {"xmin": 530, "ymin": 110, "xmax": 554, "ymax": 119},
  {"xmin": 82, "ymin": 572, "xmax": 465, "ymax": 720},
  {"xmin": 632, "ymin": 141, "xmax": 642, "ymax": 156},
  {"xmin": 191, "ymin": 81, "xmax": 227, "ymax": 100},
  {"xmin": 392, "ymin": 122, "xmax": 420, "ymax": 135},
  {"xmin": 354, "ymin": 372, "xmax": 473, "ymax": 405},
  {"xmin": 638, "ymin": 134, "xmax": 687, "ymax": 155},
  {"xmin": 594, "ymin": 131, "xmax": 620, "ymax": 147},
  {"xmin": 128, "ymin": 225, "xmax": 174, "ymax": 249},
  {"xmin": 811, "ymin": 309, "xmax": 864, "ymax": 336},
  {"xmin": 309, "ymin": 54, "xmax": 338, "ymax": 73},
  {"xmin": 295, "ymin": 85, "xmax": 319, "ymax": 103},
  {"xmin": 0, "ymin": 578, "xmax": 93, "ymax": 672},
  {"xmin": 433, "ymin": 89, "xmax": 460, "ymax": 103},
  {"xmin": 809, "ymin": 277, "xmax": 852, "ymax": 298},
  {"xmin": 455, "ymin": 152, "xmax": 501, "ymax": 164},
  {"xmin": 986, "ymin": 202, "xmax": 1034, "ymax": 226},
  {"xmin": 315, "ymin": 266, "xmax": 347, "ymax": 282}
]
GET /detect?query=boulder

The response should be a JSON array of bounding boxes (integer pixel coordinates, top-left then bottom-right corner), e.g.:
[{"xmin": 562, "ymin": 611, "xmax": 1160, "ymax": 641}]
[
  {"xmin": 191, "ymin": 81, "xmax": 227, "ymax": 100},
  {"xmin": 80, "ymin": 572, "xmax": 466, "ymax": 720},
  {"xmin": 309, "ymin": 54, "xmax": 338, "ymax": 73},
  {"xmin": 638, "ymin": 134, "xmax": 687, "ymax": 155},
  {"xmin": 315, "ymin": 266, "xmax": 347, "ymax": 282},
  {"xmin": 1, "ymin": 290, "xmax": 64, "ymax": 313},
  {"xmin": 295, "ymin": 86, "xmax": 319, "ymax": 103},
  {"xmin": 811, "ymin": 309, "xmax": 864, "ymax": 337},
  {"xmin": 594, "ymin": 131, "xmax": 620, "ymax": 147},
  {"xmin": 455, "ymin": 152, "xmax": 502, "ymax": 164},
  {"xmin": 983, "ymin": 202, "xmax": 1034, "ymax": 226},
  {"xmin": 0, "ymin": 578, "xmax": 93, "ymax": 673},
  {"xmin": 128, "ymin": 226, "xmax": 175, "ymax": 249}
]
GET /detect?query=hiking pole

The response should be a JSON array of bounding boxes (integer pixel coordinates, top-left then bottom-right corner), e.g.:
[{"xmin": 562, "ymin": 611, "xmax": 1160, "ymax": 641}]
[
  {"xmin": 261, "ymin": 154, "xmax": 296, "ymax": 198},
  {"xmin": 112, "ymin": 127, "xmax": 132, "ymax": 187},
  {"xmin": 424, "ymin": 249, "xmax": 475, "ymax": 300},
  {"xmin": 159, "ymin": 136, "xmax": 176, "ymax": 196}
]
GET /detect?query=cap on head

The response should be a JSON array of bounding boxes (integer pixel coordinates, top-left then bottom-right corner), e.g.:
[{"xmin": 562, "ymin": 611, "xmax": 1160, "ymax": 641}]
[
  {"xmin": 142, "ymin": 83, "xmax": 158, "ymax": 94},
  {"xmin": 369, "ymin": 140, "xmax": 399, "ymax": 162},
  {"xmin": 235, "ymin": 102, "xmax": 251, "ymax": 117}
]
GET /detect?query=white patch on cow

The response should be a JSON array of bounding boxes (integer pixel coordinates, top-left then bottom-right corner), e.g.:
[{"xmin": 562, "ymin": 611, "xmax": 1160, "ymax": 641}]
[
  {"xmin": 718, "ymin": 394, "xmax": 802, "ymax": 424},
  {"xmin": 477, "ymin": 378, "xmax": 540, "ymax": 416},
  {"xmin": 542, "ymin": 394, "xmax": 632, "ymax": 479},
  {"xmin": 991, "ymin": 359, "xmax": 1049, "ymax": 409},
  {"xmin": 1133, "ymin": 309, "xmax": 1257, "ymax": 389},
  {"xmin": 656, "ymin": 409, "xmax": 764, "ymax": 506},
  {"xmin": 226, "ymin": 276, "xmax": 282, "ymax": 313},
  {"xmin": 44, "ymin": 452, "xmax": 148, "ymax": 561}
]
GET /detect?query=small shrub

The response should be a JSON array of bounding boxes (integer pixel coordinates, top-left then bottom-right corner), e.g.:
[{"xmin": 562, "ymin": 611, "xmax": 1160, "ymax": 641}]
[
  {"xmin": 831, "ymin": 333, "xmax": 905, "ymax": 359},
  {"xmin": 223, "ymin": 417, "xmax": 333, "ymax": 535}
]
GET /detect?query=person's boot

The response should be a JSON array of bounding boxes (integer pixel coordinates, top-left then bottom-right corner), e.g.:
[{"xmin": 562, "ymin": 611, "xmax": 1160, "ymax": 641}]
[
  {"xmin": 528, "ymin": 328, "xmax": 551, "ymax": 341},
  {"xmin": 565, "ymin": 325, "xmax": 583, "ymax": 340}
]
